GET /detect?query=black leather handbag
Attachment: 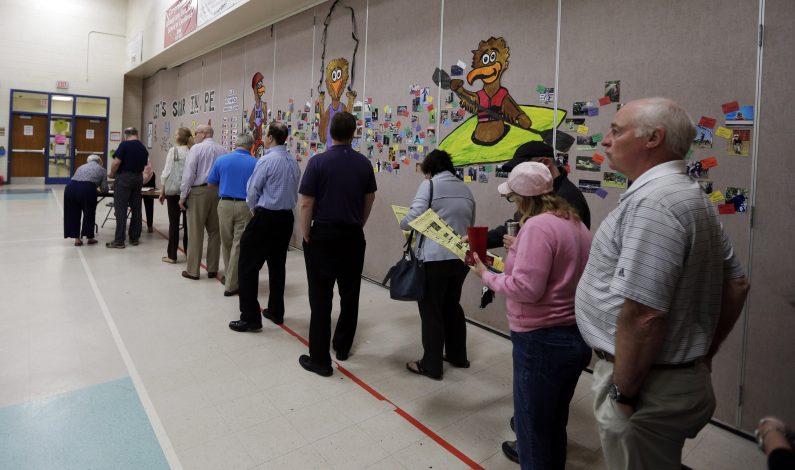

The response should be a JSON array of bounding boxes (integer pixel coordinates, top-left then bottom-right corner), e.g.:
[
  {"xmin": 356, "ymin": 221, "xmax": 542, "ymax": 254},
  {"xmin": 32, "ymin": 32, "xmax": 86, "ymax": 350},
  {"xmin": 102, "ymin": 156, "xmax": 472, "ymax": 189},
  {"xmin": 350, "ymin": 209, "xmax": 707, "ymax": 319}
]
[{"xmin": 382, "ymin": 180, "xmax": 433, "ymax": 301}]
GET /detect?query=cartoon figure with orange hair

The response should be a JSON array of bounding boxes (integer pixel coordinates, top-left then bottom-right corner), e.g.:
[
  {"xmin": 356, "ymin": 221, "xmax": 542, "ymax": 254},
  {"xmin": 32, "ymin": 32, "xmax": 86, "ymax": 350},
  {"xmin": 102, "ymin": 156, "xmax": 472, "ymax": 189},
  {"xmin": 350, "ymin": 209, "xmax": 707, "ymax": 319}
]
[
  {"xmin": 248, "ymin": 72, "xmax": 268, "ymax": 156},
  {"xmin": 318, "ymin": 58, "xmax": 356, "ymax": 147},
  {"xmin": 450, "ymin": 37, "xmax": 531, "ymax": 146}
]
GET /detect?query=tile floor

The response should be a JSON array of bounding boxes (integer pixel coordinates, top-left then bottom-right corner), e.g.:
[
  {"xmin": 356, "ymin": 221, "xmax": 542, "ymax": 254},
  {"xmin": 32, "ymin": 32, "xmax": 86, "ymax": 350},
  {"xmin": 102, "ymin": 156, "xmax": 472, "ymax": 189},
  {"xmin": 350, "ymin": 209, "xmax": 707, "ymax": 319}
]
[{"xmin": 0, "ymin": 185, "xmax": 766, "ymax": 469}]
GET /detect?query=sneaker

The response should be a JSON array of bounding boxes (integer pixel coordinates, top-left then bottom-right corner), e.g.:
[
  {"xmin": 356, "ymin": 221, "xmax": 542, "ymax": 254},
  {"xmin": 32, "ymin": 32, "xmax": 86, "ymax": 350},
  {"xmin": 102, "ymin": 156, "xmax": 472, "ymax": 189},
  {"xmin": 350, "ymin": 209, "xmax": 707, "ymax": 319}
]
[
  {"xmin": 161, "ymin": 256, "xmax": 176, "ymax": 264},
  {"xmin": 130, "ymin": 239, "xmax": 140, "ymax": 246},
  {"xmin": 106, "ymin": 241, "xmax": 125, "ymax": 249}
]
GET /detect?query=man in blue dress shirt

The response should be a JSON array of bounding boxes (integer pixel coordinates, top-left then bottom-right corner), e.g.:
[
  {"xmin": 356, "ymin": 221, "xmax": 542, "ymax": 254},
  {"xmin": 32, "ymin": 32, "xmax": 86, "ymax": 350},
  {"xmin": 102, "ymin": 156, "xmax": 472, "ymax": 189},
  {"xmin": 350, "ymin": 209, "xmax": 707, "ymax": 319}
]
[
  {"xmin": 207, "ymin": 134, "xmax": 257, "ymax": 297},
  {"xmin": 229, "ymin": 122, "xmax": 301, "ymax": 332}
]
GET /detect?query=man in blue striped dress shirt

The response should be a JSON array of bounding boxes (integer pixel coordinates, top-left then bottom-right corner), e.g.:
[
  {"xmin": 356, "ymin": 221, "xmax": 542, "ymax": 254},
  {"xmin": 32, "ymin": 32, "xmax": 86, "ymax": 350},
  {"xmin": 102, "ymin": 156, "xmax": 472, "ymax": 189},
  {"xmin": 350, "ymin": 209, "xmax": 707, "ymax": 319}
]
[{"xmin": 229, "ymin": 122, "xmax": 300, "ymax": 332}]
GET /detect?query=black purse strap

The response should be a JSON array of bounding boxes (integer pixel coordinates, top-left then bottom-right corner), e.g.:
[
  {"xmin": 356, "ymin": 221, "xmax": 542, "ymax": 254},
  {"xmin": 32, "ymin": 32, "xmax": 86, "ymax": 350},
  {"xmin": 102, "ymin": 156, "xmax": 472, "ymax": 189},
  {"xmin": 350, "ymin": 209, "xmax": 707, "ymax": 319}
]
[{"xmin": 415, "ymin": 179, "xmax": 433, "ymax": 252}]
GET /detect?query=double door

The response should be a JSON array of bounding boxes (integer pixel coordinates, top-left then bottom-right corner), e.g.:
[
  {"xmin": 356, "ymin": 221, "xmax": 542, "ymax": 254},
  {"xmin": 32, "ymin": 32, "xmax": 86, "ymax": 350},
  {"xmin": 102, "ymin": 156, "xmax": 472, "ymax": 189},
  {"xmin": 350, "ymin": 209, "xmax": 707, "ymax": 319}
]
[{"xmin": 9, "ymin": 114, "xmax": 48, "ymax": 179}]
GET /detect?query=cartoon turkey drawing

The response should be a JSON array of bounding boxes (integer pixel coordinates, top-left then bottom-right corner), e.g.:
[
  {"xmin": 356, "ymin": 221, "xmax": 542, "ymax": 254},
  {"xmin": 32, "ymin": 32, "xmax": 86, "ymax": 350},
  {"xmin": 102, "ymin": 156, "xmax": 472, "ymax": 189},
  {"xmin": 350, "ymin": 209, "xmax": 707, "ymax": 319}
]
[
  {"xmin": 318, "ymin": 57, "xmax": 357, "ymax": 147},
  {"xmin": 450, "ymin": 37, "xmax": 532, "ymax": 146},
  {"xmin": 248, "ymin": 72, "xmax": 268, "ymax": 156}
]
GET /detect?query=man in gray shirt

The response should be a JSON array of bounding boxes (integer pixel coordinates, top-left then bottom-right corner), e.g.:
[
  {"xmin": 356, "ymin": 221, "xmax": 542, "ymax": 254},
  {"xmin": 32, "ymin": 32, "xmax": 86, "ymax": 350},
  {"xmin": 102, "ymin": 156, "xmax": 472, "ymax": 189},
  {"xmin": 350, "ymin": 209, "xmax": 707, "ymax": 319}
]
[
  {"xmin": 179, "ymin": 125, "xmax": 226, "ymax": 280},
  {"xmin": 575, "ymin": 98, "xmax": 750, "ymax": 469}
]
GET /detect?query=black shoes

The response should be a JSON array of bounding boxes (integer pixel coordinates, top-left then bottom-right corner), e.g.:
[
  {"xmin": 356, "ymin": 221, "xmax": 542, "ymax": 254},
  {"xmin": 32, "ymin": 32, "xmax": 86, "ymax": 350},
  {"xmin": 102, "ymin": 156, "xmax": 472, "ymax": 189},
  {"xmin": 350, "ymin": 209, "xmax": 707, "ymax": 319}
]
[
  {"xmin": 299, "ymin": 355, "xmax": 333, "ymax": 377},
  {"xmin": 223, "ymin": 289, "xmax": 239, "ymax": 297},
  {"xmin": 228, "ymin": 320, "xmax": 262, "ymax": 332},
  {"xmin": 406, "ymin": 360, "xmax": 442, "ymax": 380},
  {"xmin": 510, "ymin": 416, "xmax": 515, "ymax": 432},
  {"xmin": 106, "ymin": 241, "xmax": 125, "ymax": 249},
  {"xmin": 502, "ymin": 440, "xmax": 519, "ymax": 464},
  {"xmin": 208, "ymin": 272, "xmax": 218, "ymax": 279},
  {"xmin": 182, "ymin": 271, "xmax": 200, "ymax": 280},
  {"xmin": 335, "ymin": 350, "xmax": 349, "ymax": 361},
  {"xmin": 130, "ymin": 239, "xmax": 140, "ymax": 246},
  {"xmin": 443, "ymin": 356, "xmax": 471, "ymax": 368},
  {"xmin": 262, "ymin": 309, "xmax": 283, "ymax": 325}
]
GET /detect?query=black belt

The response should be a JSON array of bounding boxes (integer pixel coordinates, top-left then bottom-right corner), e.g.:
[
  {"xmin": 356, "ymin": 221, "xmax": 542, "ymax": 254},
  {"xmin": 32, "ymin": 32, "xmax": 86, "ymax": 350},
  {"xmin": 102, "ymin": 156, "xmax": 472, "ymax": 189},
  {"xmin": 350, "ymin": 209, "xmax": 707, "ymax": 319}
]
[
  {"xmin": 594, "ymin": 350, "xmax": 695, "ymax": 370},
  {"xmin": 192, "ymin": 183, "xmax": 207, "ymax": 188},
  {"xmin": 221, "ymin": 196, "xmax": 245, "ymax": 201}
]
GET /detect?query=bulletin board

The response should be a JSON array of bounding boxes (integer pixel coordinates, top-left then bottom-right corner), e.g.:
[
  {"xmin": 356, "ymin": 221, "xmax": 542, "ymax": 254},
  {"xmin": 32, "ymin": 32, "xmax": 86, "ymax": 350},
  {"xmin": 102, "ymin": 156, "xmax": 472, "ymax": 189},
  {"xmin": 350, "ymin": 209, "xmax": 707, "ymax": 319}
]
[{"xmin": 141, "ymin": 0, "xmax": 793, "ymax": 432}]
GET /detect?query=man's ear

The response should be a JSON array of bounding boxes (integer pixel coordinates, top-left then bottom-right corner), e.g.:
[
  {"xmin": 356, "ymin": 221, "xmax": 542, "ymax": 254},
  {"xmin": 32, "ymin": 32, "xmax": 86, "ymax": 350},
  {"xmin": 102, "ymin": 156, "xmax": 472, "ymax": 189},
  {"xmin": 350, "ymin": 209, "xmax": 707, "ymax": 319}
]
[{"xmin": 646, "ymin": 128, "xmax": 665, "ymax": 149}]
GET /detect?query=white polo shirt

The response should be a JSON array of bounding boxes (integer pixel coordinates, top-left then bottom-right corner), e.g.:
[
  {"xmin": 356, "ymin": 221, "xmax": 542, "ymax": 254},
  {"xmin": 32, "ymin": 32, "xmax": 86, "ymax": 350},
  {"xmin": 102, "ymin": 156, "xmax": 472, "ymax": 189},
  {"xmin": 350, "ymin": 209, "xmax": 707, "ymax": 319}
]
[{"xmin": 575, "ymin": 160, "xmax": 745, "ymax": 364}]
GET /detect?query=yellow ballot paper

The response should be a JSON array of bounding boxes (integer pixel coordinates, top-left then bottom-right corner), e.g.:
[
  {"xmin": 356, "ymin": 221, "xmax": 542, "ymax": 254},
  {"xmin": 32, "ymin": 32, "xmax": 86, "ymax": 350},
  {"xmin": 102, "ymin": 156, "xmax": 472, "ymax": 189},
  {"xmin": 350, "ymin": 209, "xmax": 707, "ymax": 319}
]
[
  {"xmin": 407, "ymin": 209, "xmax": 469, "ymax": 260},
  {"xmin": 708, "ymin": 191, "xmax": 725, "ymax": 203},
  {"xmin": 391, "ymin": 205, "xmax": 409, "ymax": 224},
  {"xmin": 576, "ymin": 124, "xmax": 589, "ymax": 135}
]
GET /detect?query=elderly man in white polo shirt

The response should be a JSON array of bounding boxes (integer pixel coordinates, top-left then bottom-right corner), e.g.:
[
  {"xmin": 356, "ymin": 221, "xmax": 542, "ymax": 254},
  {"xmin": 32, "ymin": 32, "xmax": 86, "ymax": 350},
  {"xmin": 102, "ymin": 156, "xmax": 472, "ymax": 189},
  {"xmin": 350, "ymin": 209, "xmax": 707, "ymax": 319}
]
[{"xmin": 575, "ymin": 97, "xmax": 750, "ymax": 470}]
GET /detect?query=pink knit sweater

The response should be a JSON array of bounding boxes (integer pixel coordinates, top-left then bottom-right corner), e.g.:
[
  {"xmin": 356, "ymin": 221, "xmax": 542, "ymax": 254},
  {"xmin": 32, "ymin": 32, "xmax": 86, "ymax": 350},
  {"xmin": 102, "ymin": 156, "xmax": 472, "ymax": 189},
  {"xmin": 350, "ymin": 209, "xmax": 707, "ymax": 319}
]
[{"xmin": 482, "ymin": 212, "xmax": 591, "ymax": 332}]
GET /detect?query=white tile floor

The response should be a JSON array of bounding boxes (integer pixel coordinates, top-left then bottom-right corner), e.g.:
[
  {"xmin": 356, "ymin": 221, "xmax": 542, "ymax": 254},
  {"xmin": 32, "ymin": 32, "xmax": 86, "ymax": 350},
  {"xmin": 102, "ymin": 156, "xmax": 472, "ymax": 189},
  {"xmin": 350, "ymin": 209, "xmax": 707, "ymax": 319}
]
[{"xmin": 0, "ymin": 185, "xmax": 766, "ymax": 469}]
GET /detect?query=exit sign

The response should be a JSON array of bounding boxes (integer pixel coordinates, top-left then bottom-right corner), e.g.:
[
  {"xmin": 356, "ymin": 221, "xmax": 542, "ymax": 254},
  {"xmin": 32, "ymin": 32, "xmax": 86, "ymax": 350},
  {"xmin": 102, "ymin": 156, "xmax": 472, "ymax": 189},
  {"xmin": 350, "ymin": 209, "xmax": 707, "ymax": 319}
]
[{"xmin": 56, "ymin": 80, "xmax": 69, "ymax": 89}]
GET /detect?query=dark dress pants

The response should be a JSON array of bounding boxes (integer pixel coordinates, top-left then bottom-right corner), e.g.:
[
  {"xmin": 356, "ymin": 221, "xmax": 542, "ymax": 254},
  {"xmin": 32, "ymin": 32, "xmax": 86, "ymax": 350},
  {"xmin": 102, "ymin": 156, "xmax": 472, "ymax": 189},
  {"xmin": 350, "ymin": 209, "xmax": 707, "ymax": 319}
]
[
  {"xmin": 417, "ymin": 259, "xmax": 470, "ymax": 377},
  {"xmin": 303, "ymin": 224, "xmax": 366, "ymax": 367},
  {"xmin": 63, "ymin": 181, "xmax": 98, "ymax": 239},
  {"xmin": 141, "ymin": 174, "xmax": 155, "ymax": 229},
  {"xmin": 238, "ymin": 208, "xmax": 294, "ymax": 324},
  {"xmin": 113, "ymin": 172, "xmax": 142, "ymax": 243},
  {"xmin": 165, "ymin": 195, "xmax": 188, "ymax": 260}
]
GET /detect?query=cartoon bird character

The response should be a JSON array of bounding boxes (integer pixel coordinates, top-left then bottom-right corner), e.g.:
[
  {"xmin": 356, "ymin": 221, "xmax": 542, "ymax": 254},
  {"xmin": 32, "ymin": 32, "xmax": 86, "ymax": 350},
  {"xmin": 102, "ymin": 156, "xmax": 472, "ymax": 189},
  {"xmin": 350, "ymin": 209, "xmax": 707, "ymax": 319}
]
[
  {"xmin": 450, "ymin": 37, "xmax": 532, "ymax": 146},
  {"xmin": 248, "ymin": 72, "xmax": 267, "ymax": 156},
  {"xmin": 318, "ymin": 58, "xmax": 356, "ymax": 147}
]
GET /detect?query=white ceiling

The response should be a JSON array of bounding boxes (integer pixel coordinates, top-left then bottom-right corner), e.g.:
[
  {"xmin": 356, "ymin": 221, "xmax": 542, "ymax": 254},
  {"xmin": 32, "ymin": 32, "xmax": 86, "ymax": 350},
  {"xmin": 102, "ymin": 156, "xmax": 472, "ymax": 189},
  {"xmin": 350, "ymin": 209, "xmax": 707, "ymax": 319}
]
[{"xmin": 126, "ymin": 0, "xmax": 325, "ymax": 78}]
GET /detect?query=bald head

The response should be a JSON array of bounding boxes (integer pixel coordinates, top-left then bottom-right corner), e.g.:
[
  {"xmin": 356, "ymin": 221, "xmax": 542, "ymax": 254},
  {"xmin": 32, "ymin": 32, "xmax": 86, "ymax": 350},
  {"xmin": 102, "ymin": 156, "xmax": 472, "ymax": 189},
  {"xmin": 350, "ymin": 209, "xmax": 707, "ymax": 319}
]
[{"xmin": 196, "ymin": 125, "xmax": 214, "ymax": 137}]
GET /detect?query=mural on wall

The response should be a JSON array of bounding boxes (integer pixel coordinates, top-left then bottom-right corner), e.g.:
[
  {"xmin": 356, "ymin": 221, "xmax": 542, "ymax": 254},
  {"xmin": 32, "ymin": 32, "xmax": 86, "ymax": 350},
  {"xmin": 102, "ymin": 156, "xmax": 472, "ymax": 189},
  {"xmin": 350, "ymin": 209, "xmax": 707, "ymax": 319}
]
[
  {"xmin": 434, "ymin": 36, "xmax": 567, "ymax": 167},
  {"xmin": 318, "ymin": 58, "xmax": 357, "ymax": 147},
  {"xmin": 248, "ymin": 72, "xmax": 268, "ymax": 157}
]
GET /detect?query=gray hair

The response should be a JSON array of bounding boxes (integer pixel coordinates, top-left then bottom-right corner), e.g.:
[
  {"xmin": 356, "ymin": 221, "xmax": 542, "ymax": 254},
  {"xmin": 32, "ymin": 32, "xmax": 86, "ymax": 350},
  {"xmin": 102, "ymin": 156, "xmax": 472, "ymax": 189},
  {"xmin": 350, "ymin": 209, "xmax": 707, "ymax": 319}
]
[
  {"xmin": 87, "ymin": 154, "xmax": 102, "ymax": 164},
  {"xmin": 236, "ymin": 133, "xmax": 254, "ymax": 150},
  {"xmin": 632, "ymin": 97, "xmax": 696, "ymax": 158}
]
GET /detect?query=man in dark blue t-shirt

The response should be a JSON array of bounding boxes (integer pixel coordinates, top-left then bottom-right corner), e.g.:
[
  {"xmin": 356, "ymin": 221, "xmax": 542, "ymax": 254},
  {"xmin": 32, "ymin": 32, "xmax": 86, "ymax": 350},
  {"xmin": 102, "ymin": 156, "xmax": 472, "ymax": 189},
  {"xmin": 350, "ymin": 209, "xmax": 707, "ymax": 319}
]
[
  {"xmin": 107, "ymin": 127, "xmax": 149, "ymax": 248},
  {"xmin": 297, "ymin": 112, "xmax": 377, "ymax": 377}
]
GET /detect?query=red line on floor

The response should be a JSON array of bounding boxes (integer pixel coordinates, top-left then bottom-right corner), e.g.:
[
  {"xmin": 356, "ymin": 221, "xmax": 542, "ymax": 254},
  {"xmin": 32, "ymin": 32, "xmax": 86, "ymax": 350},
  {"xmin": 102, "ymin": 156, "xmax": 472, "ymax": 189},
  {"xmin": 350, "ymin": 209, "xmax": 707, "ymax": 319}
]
[{"xmin": 151, "ymin": 225, "xmax": 484, "ymax": 469}]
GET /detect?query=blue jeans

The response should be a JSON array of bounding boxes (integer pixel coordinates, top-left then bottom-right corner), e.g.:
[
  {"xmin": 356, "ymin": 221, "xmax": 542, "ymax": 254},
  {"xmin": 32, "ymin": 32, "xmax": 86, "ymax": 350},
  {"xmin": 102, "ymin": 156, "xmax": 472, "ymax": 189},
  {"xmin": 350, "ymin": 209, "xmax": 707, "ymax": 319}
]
[{"xmin": 512, "ymin": 324, "xmax": 591, "ymax": 470}]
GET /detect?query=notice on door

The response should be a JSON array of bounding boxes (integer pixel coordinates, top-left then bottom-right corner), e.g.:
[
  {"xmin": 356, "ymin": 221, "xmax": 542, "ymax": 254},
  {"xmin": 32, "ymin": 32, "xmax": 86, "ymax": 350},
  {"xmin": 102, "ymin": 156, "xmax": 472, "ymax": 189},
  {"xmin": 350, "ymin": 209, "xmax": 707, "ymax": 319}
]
[
  {"xmin": 86, "ymin": 129, "xmax": 95, "ymax": 140},
  {"xmin": 23, "ymin": 125, "xmax": 33, "ymax": 136}
]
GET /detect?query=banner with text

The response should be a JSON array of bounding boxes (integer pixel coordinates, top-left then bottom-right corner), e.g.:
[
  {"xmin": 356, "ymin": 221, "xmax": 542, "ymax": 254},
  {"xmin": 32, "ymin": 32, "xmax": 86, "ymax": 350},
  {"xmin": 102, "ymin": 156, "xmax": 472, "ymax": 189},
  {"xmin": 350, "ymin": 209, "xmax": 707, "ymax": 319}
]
[{"xmin": 164, "ymin": 0, "xmax": 197, "ymax": 48}]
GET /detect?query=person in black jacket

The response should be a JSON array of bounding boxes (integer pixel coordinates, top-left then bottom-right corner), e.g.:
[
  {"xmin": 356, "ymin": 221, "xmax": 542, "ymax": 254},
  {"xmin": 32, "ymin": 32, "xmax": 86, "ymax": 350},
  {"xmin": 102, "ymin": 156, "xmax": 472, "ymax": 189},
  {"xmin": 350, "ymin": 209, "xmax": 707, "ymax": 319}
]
[{"xmin": 488, "ymin": 141, "xmax": 590, "ymax": 250}]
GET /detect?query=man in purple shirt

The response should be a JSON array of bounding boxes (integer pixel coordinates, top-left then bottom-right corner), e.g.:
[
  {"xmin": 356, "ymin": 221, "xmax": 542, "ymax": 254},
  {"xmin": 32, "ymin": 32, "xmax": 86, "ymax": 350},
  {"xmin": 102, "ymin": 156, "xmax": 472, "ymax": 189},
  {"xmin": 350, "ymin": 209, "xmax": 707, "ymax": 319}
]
[
  {"xmin": 297, "ymin": 112, "xmax": 377, "ymax": 376},
  {"xmin": 179, "ymin": 125, "xmax": 226, "ymax": 280}
]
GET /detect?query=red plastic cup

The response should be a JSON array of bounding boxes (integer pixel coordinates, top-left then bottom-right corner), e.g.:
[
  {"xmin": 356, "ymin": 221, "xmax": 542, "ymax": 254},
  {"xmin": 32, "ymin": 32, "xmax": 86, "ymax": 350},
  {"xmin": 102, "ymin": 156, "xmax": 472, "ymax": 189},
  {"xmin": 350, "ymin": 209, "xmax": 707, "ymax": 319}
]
[{"xmin": 466, "ymin": 226, "xmax": 488, "ymax": 266}]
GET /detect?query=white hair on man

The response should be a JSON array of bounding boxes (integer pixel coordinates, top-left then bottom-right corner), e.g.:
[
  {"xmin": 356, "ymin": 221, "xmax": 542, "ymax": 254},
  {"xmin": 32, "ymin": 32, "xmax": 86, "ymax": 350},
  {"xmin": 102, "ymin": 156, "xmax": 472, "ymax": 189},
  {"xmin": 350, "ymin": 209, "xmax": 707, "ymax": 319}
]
[
  {"xmin": 87, "ymin": 154, "xmax": 102, "ymax": 164},
  {"xmin": 632, "ymin": 97, "xmax": 696, "ymax": 158}
]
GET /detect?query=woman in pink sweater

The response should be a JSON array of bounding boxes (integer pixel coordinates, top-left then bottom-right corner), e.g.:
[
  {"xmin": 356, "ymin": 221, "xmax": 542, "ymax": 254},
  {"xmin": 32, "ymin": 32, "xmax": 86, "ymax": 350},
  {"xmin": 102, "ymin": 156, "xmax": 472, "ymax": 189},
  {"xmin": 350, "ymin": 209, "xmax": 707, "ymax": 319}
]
[{"xmin": 472, "ymin": 162, "xmax": 592, "ymax": 470}]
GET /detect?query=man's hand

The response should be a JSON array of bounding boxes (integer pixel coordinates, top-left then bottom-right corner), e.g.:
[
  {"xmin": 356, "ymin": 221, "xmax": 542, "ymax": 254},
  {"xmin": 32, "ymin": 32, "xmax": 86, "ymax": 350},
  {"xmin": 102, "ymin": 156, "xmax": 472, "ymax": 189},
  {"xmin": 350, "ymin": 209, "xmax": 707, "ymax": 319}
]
[
  {"xmin": 503, "ymin": 234, "xmax": 516, "ymax": 250},
  {"xmin": 179, "ymin": 199, "xmax": 186, "ymax": 211},
  {"xmin": 615, "ymin": 401, "xmax": 636, "ymax": 419},
  {"xmin": 159, "ymin": 191, "xmax": 166, "ymax": 205}
]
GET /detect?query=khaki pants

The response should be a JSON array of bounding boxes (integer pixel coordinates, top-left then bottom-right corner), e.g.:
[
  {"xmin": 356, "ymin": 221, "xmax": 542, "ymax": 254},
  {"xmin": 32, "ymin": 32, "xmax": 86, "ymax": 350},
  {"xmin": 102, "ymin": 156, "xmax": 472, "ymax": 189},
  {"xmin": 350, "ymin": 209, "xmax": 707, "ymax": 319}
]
[
  {"xmin": 592, "ymin": 359, "xmax": 715, "ymax": 470},
  {"xmin": 217, "ymin": 200, "xmax": 252, "ymax": 292},
  {"xmin": 185, "ymin": 186, "xmax": 220, "ymax": 277}
]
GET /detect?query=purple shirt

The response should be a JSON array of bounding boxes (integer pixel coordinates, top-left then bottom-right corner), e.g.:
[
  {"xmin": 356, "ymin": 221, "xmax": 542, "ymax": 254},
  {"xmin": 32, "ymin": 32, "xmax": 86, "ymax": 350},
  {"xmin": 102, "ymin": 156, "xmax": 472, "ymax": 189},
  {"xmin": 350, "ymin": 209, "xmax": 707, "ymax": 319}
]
[{"xmin": 299, "ymin": 144, "xmax": 376, "ymax": 226}]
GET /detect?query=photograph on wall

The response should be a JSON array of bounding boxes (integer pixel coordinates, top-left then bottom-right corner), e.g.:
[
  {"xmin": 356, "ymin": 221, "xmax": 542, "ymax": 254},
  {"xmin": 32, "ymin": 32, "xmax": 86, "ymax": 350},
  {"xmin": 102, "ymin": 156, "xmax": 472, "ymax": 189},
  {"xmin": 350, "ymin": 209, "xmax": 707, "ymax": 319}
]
[
  {"xmin": 555, "ymin": 153, "xmax": 568, "ymax": 167},
  {"xmin": 725, "ymin": 105, "xmax": 754, "ymax": 127},
  {"xmin": 565, "ymin": 118, "xmax": 585, "ymax": 130},
  {"xmin": 575, "ymin": 156, "xmax": 601, "ymax": 172},
  {"xmin": 727, "ymin": 129, "xmax": 751, "ymax": 156},
  {"xmin": 146, "ymin": 122, "xmax": 153, "ymax": 149},
  {"xmin": 693, "ymin": 125, "xmax": 713, "ymax": 148},
  {"xmin": 572, "ymin": 101, "xmax": 595, "ymax": 116},
  {"xmin": 603, "ymin": 172, "xmax": 628, "ymax": 189},
  {"xmin": 686, "ymin": 161, "xmax": 709, "ymax": 179},
  {"xmin": 725, "ymin": 187, "xmax": 750, "ymax": 212},
  {"xmin": 604, "ymin": 80, "xmax": 621, "ymax": 103},
  {"xmin": 576, "ymin": 135, "xmax": 598, "ymax": 151},
  {"xmin": 578, "ymin": 179, "xmax": 601, "ymax": 194},
  {"xmin": 698, "ymin": 180, "xmax": 714, "ymax": 194}
]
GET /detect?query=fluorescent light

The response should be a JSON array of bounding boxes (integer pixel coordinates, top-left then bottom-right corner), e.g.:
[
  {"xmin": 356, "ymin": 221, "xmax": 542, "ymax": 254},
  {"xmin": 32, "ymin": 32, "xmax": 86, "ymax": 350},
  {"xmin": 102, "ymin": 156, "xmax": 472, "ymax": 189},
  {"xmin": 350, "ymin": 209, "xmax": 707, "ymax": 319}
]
[{"xmin": 52, "ymin": 96, "xmax": 73, "ymax": 101}]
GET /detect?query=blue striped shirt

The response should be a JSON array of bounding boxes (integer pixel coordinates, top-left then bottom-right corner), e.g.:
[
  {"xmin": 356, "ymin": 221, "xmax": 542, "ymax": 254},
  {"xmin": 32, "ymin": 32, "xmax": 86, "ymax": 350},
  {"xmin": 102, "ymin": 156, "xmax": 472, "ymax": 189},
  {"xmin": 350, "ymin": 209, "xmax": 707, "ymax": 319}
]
[{"xmin": 246, "ymin": 145, "xmax": 301, "ymax": 211}]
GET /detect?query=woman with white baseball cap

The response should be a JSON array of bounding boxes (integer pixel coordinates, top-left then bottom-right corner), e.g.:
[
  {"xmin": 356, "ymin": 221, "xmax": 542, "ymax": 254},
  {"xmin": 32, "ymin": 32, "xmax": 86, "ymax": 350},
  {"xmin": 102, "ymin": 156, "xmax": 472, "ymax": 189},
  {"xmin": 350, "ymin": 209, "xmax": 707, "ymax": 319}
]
[{"xmin": 471, "ymin": 161, "xmax": 592, "ymax": 469}]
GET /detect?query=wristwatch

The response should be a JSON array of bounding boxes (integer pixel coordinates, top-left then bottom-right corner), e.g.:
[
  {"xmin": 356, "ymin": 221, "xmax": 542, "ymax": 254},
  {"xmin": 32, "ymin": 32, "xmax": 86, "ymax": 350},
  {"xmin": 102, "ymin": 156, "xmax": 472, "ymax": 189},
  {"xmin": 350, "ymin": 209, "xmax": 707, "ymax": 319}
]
[{"xmin": 608, "ymin": 383, "xmax": 638, "ymax": 407}]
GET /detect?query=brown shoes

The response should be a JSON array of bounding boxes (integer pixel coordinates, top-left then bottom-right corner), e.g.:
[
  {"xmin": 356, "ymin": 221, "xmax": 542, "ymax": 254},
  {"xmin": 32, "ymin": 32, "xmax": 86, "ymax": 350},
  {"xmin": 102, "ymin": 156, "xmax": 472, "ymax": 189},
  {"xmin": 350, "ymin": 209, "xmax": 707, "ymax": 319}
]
[{"xmin": 181, "ymin": 271, "xmax": 200, "ymax": 280}]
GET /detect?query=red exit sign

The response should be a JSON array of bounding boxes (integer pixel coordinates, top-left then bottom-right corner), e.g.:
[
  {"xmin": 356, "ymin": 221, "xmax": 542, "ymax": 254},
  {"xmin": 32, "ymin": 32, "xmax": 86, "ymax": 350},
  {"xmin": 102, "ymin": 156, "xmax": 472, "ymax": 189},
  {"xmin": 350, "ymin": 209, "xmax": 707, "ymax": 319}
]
[{"xmin": 56, "ymin": 80, "xmax": 69, "ymax": 89}]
